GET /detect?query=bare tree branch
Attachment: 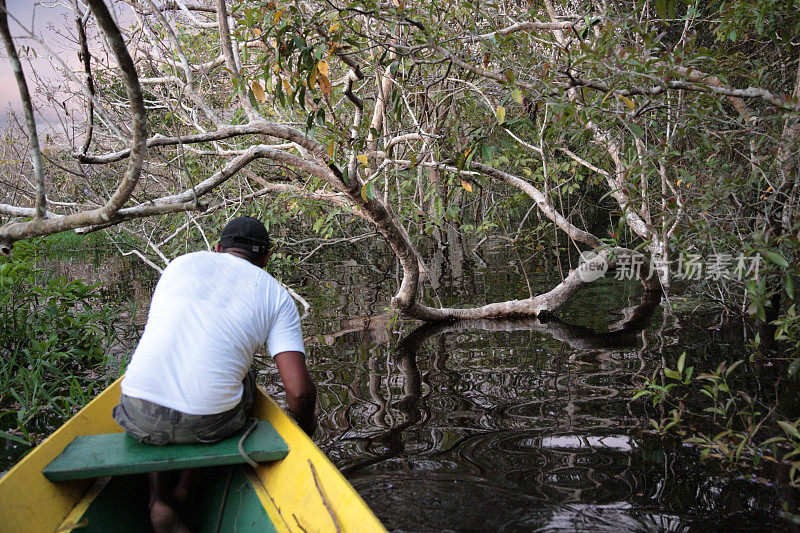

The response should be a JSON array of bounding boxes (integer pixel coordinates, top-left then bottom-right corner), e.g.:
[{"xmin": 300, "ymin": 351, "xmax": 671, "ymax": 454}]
[
  {"xmin": 0, "ymin": 0, "xmax": 47, "ymax": 219},
  {"xmin": 215, "ymin": 0, "xmax": 260, "ymax": 122},
  {"xmin": 467, "ymin": 20, "xmax": 585, "ymax": 41},
  {"xmin": 565, "ymin": 75, "xmax": 799, "ymax": 112},
  {"xmin": 77, "ymin": 123, "xmax": 331, "ymax": 165},
  {"xmin": 73, "ymin": 0, "xmax": 96, "ymax": 155},
  {"xmin": 0, "ymin": 0, "xmax": 147, "ymax": 253}
]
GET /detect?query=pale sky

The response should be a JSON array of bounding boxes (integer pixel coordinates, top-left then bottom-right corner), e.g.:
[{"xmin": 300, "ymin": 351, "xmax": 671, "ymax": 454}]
[{"xmin": 0, "ymin": 0, "xmax": 82, "ymax": 127}]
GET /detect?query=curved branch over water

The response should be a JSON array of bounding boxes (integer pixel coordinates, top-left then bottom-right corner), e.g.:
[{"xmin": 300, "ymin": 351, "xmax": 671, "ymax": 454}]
[{"xmin": 0, "ymin": 0, "xmax": 662, "ymax": 321}]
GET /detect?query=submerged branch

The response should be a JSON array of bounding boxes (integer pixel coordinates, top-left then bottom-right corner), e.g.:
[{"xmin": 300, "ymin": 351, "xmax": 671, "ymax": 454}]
[{"xmin": 403, "ymin": 247, "xmax": 660, "ymax": 322}]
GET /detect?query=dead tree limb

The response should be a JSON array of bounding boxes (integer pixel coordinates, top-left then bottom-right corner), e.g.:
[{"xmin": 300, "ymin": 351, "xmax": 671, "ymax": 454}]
[
  {"xmin": 72, "ymin": 0, "xmax": 96, "ymax": 155},
  {"xmin": 0, "ymin": 0, "xmax": 47, "ymax": 219}
]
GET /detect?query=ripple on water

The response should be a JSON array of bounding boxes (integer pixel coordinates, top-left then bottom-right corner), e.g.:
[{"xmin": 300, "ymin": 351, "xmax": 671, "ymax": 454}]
[{"xmin": 306, "ymin": 304, "xmax": 796, "ymax": 531}]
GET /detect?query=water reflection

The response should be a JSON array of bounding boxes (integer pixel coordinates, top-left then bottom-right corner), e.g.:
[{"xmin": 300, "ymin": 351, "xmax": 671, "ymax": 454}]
[{"xmin": 266, "ymin": 292, "xmax": 795, "ymax": 531}]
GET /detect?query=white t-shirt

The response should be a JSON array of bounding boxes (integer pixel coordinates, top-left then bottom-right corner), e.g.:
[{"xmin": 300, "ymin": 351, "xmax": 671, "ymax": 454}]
[{"xmin": 121, "ymin": 251, "xmax": 305, "ymax": 415}]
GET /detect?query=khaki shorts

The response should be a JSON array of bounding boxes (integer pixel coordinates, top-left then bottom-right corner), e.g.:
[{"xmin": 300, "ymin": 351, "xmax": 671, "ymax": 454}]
[{"xmin": 112, "ymin": 371, "xmax": 256, "ymax": 445}]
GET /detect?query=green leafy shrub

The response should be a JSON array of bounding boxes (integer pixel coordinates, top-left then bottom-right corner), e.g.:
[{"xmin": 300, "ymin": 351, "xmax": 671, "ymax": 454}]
[{"xmin": 0, "ymin": 258, "xmax": 121, "ymax": 445}]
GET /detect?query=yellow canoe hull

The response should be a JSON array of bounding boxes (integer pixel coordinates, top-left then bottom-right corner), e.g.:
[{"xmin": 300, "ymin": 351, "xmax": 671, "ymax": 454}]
[{"xmin": 0, "ymin": 377, "xmax": 386, "ymax": 532}]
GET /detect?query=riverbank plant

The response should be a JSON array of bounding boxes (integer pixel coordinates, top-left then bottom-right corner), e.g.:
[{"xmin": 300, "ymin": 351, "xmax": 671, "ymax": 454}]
[
  {"xmin": 0, "ymin": 248, "xmax": 124, "ymax": 447},
  {"xmin": 633, "ymin": 350, "xmax": 800, "ymax": 483}
]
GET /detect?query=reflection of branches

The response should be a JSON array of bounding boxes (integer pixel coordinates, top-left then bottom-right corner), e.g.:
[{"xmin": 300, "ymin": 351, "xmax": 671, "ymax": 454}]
[
  {"xmin": 339, "ymin": 293, "xmax": 659, "ymax": 476},
  {"xmin": 367, "ymin": 353, "xmax": 388, "ymax": 429},
  {"xmin": 338, "ymin": 327, "xmax": 424, "ymax": 476}
]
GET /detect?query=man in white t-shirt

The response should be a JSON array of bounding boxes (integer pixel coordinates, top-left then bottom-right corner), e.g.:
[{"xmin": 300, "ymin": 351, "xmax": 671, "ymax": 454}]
[{"xmin": 113, "ymin": 216, "xmax": 316, "ymax": 533}]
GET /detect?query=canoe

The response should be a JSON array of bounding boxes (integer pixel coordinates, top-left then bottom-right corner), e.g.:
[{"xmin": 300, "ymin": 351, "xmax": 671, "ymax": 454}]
[{"xmin": 0, "ymin": 377, "xmax": 386, "ymax": 532}]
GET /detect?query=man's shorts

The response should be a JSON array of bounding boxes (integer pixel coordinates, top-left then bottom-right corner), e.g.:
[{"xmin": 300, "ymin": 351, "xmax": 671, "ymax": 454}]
[{"xmin": 112, "ymin": 371, "xmax": 257, "ymax": 445}]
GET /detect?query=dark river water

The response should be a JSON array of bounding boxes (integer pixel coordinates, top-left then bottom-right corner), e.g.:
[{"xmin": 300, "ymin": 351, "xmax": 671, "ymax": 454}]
[
  {"xmin": 263, "ymin": 244, "xmax": 797, "ymax": 532},
  {"xmin": 5, "ymin": 240, "xmax": 799, "ymax": 531}
]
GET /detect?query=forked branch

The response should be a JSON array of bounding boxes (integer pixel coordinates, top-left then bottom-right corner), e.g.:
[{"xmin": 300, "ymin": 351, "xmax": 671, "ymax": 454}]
[{"xmin": 0, "ymin": 0, "xmax": 147, "ymax": 254}]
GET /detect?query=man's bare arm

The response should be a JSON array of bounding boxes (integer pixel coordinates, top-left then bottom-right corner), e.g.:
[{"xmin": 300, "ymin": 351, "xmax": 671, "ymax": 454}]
[{"xmin": 274, "ymin": 351, "xmax": 317, "ymax": 436}]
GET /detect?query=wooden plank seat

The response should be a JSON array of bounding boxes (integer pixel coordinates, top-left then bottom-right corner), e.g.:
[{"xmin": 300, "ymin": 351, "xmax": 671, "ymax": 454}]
[{"xmin": 42, "ymin": 421, "xmax": 289, "ymax": 482}]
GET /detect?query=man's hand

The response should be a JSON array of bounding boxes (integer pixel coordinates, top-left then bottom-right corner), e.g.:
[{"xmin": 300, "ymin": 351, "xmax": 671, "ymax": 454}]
[{"xmin": 274, "ymin": 351, "xmax": 317, "ymax": 437}]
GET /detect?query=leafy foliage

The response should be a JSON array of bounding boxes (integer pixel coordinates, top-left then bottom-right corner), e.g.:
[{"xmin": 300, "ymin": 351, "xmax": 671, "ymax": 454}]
[
  {"xmin": 633, "ymin": 351, "xmax": 800, "ymax": 482},
  {"xmin": 0, "ymin": 256, "xmax": 123, "ymax": 445}
]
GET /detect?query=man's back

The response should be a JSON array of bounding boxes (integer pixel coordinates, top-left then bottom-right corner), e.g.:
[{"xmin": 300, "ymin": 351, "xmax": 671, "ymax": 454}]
[
  {"xmin": 121, "ymin": 251, "xmax": 303, "ymax": 415},
  {"xmin": 114, "ymin": 217, "xmax": 316, "ymax": 533}
]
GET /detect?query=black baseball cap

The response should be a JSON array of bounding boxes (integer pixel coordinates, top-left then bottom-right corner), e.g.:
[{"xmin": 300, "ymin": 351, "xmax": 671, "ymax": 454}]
[{"xmin": 219, "ymin": 216, "xmax": 270, "ymax": 255}]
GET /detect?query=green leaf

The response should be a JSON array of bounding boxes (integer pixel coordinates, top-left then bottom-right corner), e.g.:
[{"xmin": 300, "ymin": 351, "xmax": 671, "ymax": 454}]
[
  {"xmin": 725, "ymin": 360, "xmax": 743, "ymax": 377},
  {"xmin": 655, "ymin": 0, "xmax": 667, "ymax": 20},
  {"xmin": 761, "ymin": 249, "xmax": 789, "ymax": 268},
  {"xmin": 787, "ymin": 276, "xmax": 795, "ymax": 300},
  {"xmin": 735, "ymin": 439, "xmax": 746, "ymax": 461},
  {"xmin": 511, "ymin": 89, "xmax": 523, "ymax": 104},
  {"xmin": 716, "ymin": 440, "xmax": 731, "ymax": 457},
  {"xmin": 360, "ymin": 181, "xmax": 375, "ymax": 201},
  {"xmin": 0, "ymin": 430, "xmax": 30, "ymax": 445},
  {"xmin": 785, "ymin": 449, "xmax": 800, "ymax": 460},
  {"xmin": 627, "ymin": 123, "xmax": 645, "ymax": 138},
  {"xmin": 789, "ymin": 358, "xmax": 800, "ymax": 378},
  {"xmin": 247, "ymin": 88, "xmax": 259, "ymax": 109},
  {"xmin": 677, "ymin": 352, "xmax": 685, "ymax": 374},
  {"xmin": 778, "ymin": 420, "xmax": 800, "ymax": 440},
  {"xmin": 748, "ymin": 300, "xmax": 766, "ymax": 321},
  {"xmin": 495, "ymin": 105, "xmax": 506, "ymax": 125}
]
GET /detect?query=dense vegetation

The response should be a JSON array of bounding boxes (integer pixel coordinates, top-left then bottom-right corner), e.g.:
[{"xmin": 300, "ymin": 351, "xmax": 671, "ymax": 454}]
[
  {"xmin": 0, "ymin": 236, "xmax": 134, "ymax": 451},
  {"xmin": 0, "ymin": 0, "xmax": 798, "ymax": 487}
]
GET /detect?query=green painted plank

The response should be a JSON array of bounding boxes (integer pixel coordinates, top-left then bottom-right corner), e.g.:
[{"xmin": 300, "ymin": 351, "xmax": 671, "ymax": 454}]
[
  {"xmin": 74, "ymin": 467, "xmax": 277, "ymax": 532},
  {"xmin": 43, "ymin": 421, "xmax": 288, "ymax": 481},
  {"xmin": 74, "ymin": 475, "xmax": 151, "ymax": 533},
  {"xmin": 191, "ymin": 466, "xmax": 278, "ymax": 533}
]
